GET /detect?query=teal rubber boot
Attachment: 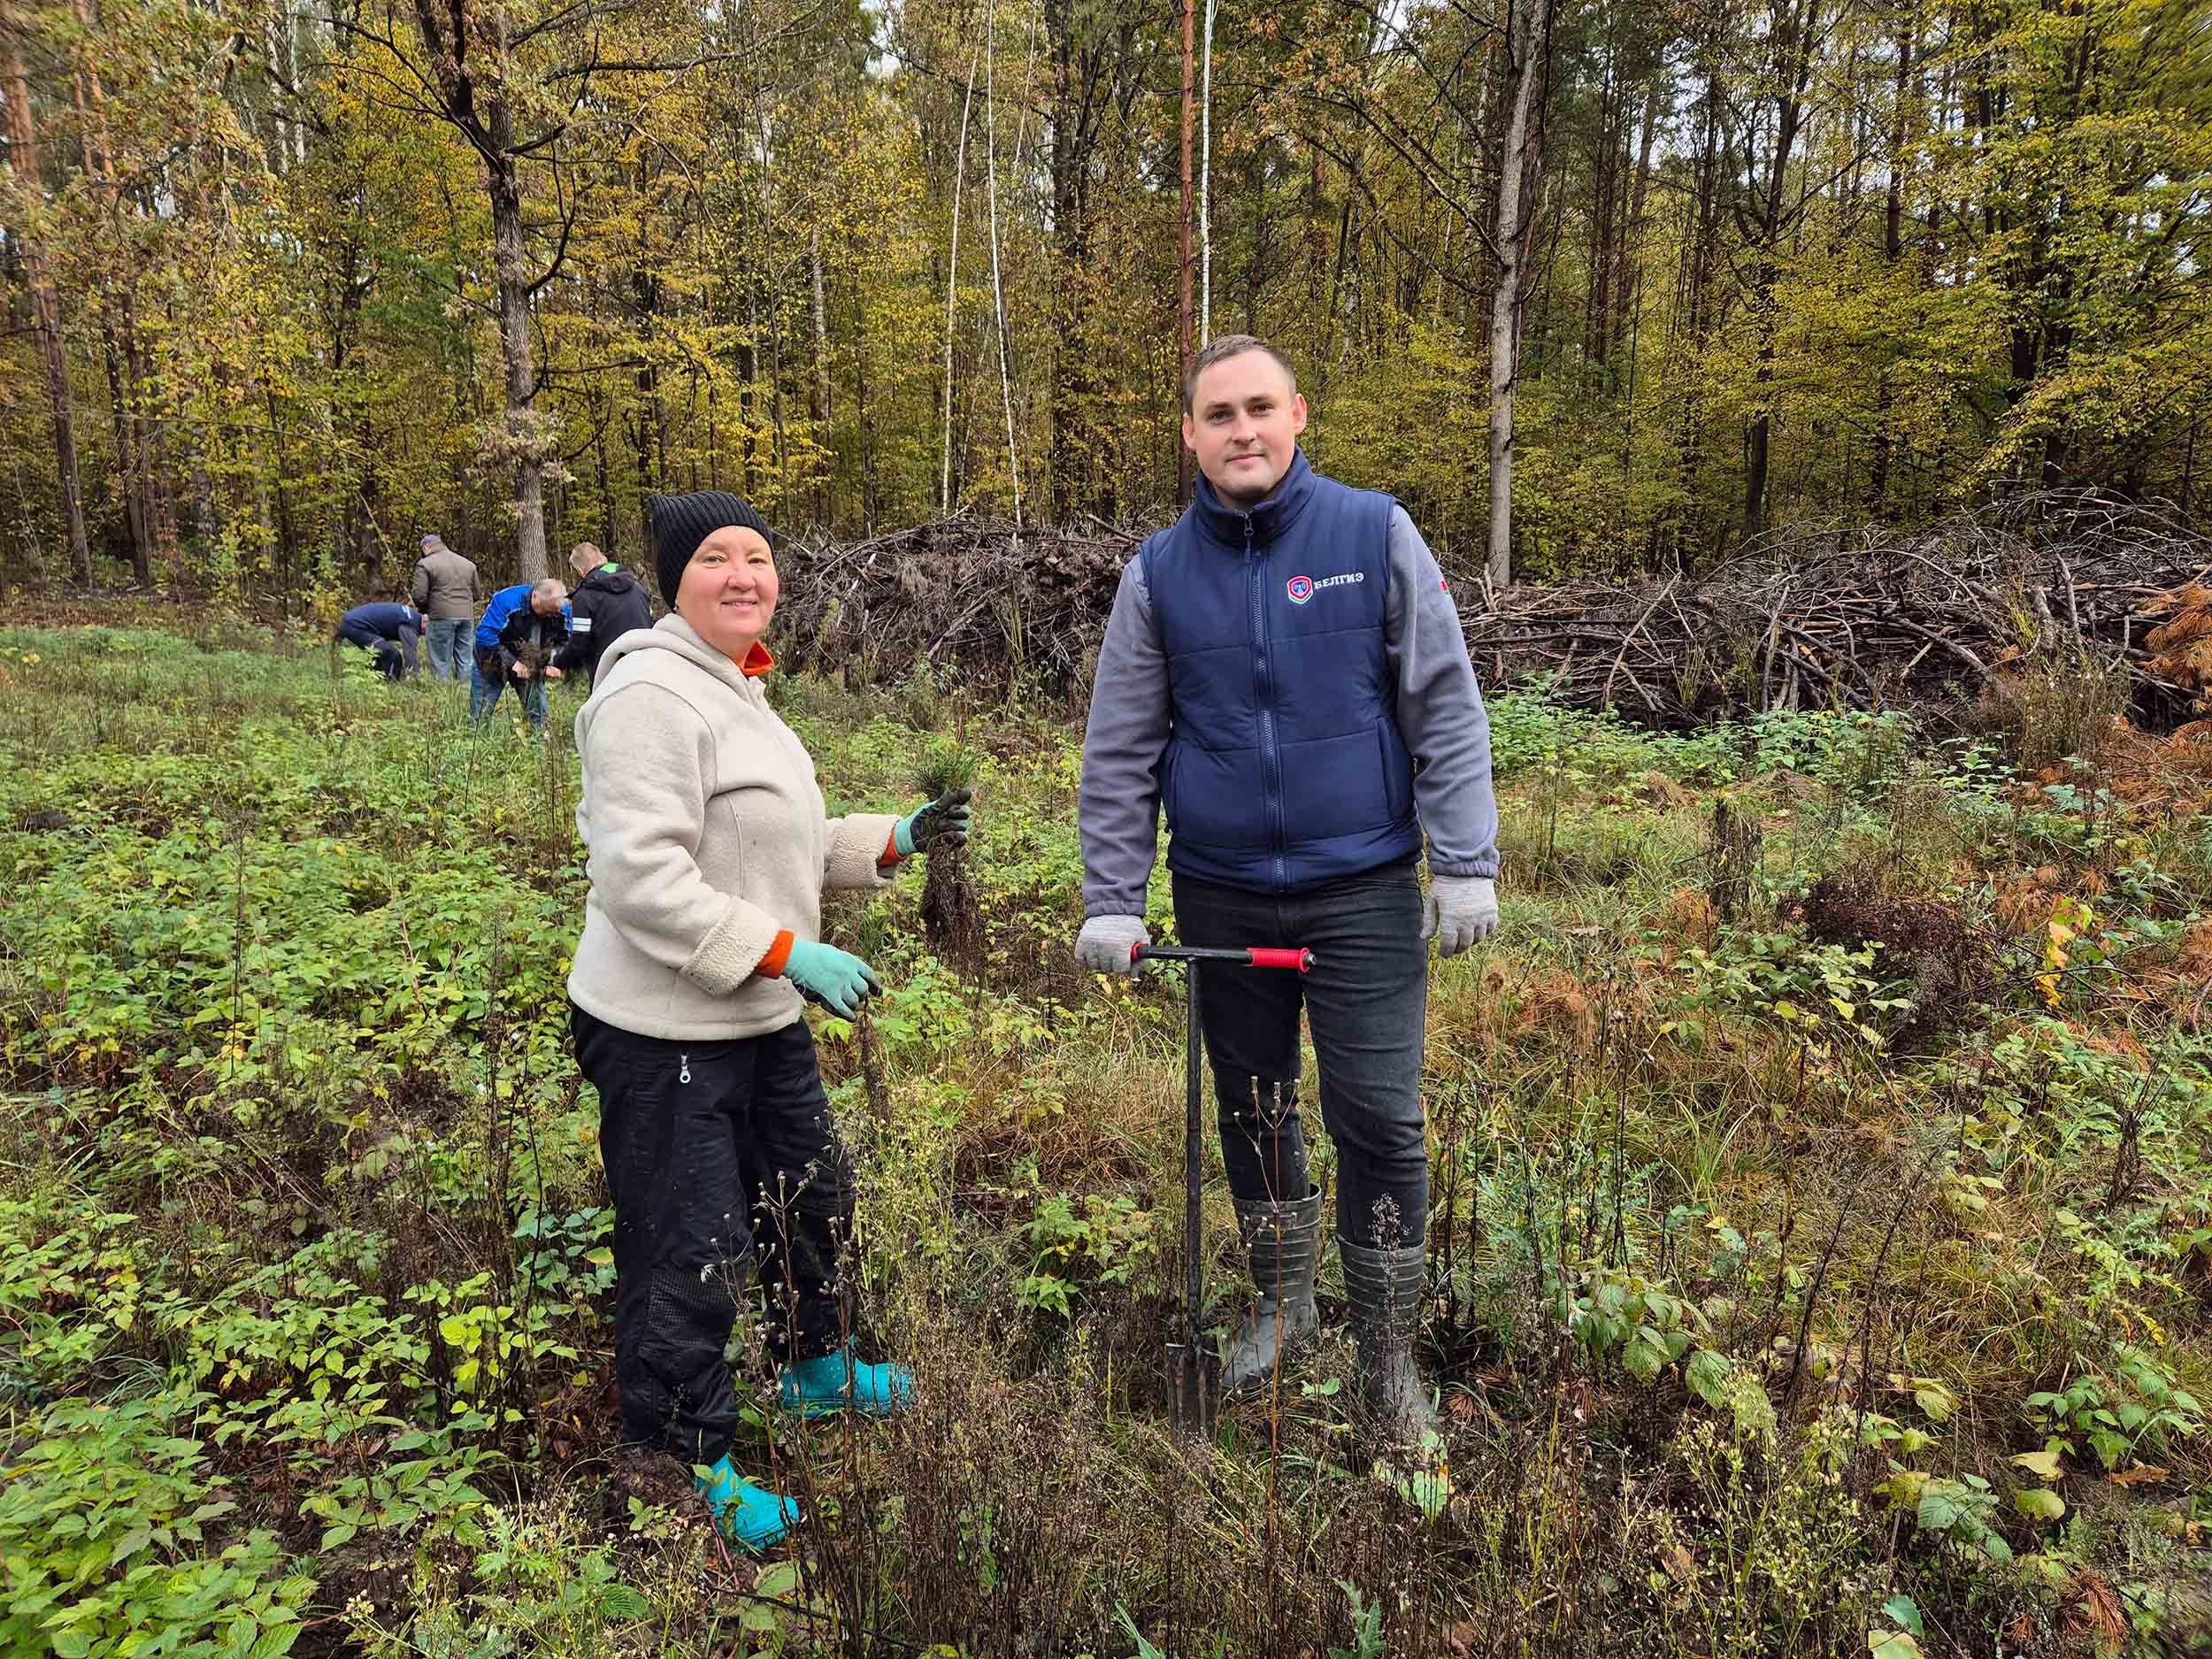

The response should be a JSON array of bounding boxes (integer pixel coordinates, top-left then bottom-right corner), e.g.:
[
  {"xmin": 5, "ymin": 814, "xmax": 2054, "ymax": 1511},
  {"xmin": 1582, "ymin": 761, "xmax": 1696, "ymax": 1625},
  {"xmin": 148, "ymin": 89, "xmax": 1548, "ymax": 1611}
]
[
  {"xmin": 779, "ymin": 1347, "xmax": 915, "ymax": 1418},
  {"xmin": 697, "ymin": 1455, "xmax": 799, "ymax": 1552}
]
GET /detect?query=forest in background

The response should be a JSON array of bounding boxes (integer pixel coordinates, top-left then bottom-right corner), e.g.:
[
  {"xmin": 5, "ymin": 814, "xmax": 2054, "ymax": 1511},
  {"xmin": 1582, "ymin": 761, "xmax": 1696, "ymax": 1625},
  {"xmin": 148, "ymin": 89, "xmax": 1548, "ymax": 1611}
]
[{"xmin": 1, "ymin": 0, "xmax": 2208, "ymax": 600}]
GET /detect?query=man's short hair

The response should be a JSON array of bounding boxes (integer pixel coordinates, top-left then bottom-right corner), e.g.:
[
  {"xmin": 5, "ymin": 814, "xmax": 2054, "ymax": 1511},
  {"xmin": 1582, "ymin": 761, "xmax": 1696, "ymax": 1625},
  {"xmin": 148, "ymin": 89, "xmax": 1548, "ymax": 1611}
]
[
  {"xmin": 530, "ymin": 578, "xmax": 567, "ymax": 608},
  {"xmin": 1183, "ymin": 334, "xmax": 1298, "ymax": 413},
  {"xmin": 568, "ymin": 542, "xmax": 603, "ymax": 575}
]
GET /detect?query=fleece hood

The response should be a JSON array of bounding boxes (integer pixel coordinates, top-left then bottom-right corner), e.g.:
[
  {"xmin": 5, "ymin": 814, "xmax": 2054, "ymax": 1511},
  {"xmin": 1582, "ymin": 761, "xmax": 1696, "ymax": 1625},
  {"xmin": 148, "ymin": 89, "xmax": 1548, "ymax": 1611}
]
[{"xmin": 591, "ymin": 612, "xmax": 770, "ymax": 698}]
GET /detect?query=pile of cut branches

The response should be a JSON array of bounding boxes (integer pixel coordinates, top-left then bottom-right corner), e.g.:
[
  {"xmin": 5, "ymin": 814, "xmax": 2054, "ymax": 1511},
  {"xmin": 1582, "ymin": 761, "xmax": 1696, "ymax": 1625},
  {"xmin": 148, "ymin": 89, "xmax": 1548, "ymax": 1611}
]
[
  {"xmin": 773, "ymin": 493, "xmax": 2211, "ymax": 728},
  {"xmin": 775, "ymin": 518, "xmax": 1139, "ymax": 691},
  {"xmin": 1457, "ymin": 492, "xmax": 2212, "ymax": 727}
]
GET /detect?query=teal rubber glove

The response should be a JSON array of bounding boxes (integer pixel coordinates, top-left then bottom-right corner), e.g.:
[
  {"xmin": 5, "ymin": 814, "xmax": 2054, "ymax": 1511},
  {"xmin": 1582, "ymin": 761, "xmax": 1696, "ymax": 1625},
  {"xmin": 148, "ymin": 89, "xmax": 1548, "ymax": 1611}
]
[
  {"xmin": 780, "ymin": 940, "xmax": 882, "ymax": 1017},
  {"xmin": 895, "ymin": 788, "xmax": 972, "ymax": 856}
]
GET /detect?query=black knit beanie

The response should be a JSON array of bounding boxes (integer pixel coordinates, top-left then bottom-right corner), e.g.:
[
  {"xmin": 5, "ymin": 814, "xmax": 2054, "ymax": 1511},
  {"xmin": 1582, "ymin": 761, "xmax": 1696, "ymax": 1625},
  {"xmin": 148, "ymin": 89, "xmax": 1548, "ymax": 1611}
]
[{"xmin": 646, "ymin": 490, "xmax": 773, "ymax": 608}]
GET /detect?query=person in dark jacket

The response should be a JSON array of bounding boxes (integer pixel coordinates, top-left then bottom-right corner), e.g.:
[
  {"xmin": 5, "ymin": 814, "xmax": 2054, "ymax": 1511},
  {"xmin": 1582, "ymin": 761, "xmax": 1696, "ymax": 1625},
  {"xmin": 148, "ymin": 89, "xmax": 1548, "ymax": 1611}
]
[
  {"xmin": 471, "ymin": 579, "xmax": 571, "ymax": 729},
  {"xmin": 335, "ymin": 602, "xmax": 423, "ymax": 680},
  {"xmin": 553, "ymin": 542, "xmax": 654, "ymax": 687},
  {"xmin": 1074, "ymin": 334, "xmax": 1502, "ymax": 1456}
]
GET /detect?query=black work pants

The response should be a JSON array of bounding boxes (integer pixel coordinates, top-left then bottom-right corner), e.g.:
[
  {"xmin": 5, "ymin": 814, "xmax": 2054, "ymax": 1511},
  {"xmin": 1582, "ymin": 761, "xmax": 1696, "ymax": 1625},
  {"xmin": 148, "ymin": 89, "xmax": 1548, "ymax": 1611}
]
[
  {"xmin": 1171, "ymin": 859, "xmax": 1431, "ymax": 1248},
  {"xmin": 572, "ymin": 1005, "xmax": 851, "ymax": 1465}
]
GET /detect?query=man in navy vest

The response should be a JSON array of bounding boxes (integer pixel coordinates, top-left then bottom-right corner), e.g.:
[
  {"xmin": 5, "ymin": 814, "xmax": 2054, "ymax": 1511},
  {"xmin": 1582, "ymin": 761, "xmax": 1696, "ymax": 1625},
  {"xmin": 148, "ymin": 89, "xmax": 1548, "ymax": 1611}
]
[{"xmin": 1075, "ymin": 334, "xmax": 1500, "ymax": 1452}]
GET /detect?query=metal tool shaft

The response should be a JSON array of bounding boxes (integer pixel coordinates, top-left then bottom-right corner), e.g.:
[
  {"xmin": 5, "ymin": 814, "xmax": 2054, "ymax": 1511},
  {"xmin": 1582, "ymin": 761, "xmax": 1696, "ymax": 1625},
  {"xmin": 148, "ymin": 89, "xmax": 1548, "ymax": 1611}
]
[{"xmin": 1185, "ymin": 957, "xmax": 1203, "ymax": 1354}]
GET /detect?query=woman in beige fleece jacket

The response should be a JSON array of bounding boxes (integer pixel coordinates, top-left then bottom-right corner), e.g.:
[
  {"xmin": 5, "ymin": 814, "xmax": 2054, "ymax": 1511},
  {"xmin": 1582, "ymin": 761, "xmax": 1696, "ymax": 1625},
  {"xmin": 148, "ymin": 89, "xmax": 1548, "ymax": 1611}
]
[{"xmin": 567, "ymin": 490, "xmax": 970, "ymax": 1553}]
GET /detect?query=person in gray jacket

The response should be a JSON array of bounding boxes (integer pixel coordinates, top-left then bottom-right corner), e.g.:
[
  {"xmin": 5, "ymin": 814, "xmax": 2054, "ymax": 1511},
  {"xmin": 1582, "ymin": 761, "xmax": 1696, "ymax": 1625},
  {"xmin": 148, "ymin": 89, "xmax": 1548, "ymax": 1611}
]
[
  {"xmin": 411, "ymin": 534, "xmax": 481, "ymax": 680},
  {"xmin": 1074, "ymin": 334, "xmax": 1501, "ymax": 1453}
]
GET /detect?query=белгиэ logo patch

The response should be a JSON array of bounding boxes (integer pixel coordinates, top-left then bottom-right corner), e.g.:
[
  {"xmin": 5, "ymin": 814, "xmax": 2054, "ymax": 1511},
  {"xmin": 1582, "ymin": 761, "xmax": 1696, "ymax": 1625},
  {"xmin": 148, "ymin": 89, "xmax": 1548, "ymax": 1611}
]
[{"xmin": 1286, "ymin": 572, "xmax": 1363, "ymax": 604}]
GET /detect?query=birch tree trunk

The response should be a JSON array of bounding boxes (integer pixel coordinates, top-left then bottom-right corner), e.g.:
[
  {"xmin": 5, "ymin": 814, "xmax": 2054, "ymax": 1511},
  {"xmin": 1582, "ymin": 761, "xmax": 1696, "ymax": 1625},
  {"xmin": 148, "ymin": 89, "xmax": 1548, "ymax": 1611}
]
[
  {"xmin": 810, "ymin": 225, "xmax": 832, "ymax": 523},
  {"xmin": 1486, "ymin": 0, "xmax": 1552, "ymax": 588},
  {"xmin": 984, "ymin": 0, "xmax": 1021, "ymax": 526},
  {"xmin": 1199, "ymin": 0, "xmax": 1216, "ymax": 349},
  {"xmin": 941, "ymin": 58, "xmax": 977, "ymax": 515},
  {"xmin": 1176, "ymin": 0, "xmax": 1195, "ymax": 502}
]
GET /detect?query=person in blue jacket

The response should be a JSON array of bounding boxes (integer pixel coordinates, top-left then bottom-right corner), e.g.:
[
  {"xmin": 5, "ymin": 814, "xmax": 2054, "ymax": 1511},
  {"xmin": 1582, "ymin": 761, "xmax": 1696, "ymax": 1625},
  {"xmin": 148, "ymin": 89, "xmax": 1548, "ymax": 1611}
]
[
  {"xmin": 472, "ymin": 578, "xmax": 571, "ymax": 728},
  {"xmin": 335, "ymin": 601, "xmax": 423, "ymax": 680},
  {"xmin": 1074, "ymin": 334, "xmax": 1502, "ymax": 1454}
]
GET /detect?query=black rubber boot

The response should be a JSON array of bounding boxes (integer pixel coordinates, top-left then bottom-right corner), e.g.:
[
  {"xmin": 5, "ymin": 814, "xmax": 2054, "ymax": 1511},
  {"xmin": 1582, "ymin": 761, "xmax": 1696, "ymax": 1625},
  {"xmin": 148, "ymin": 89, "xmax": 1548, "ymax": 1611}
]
[
  {"xmin": 1339, "ymin": 1235, "xmax": 1439, "ymax": 1453},
  {"xmin": 1220, "ymin": 1183, "xmax": 1324, "ymax": 1392}
]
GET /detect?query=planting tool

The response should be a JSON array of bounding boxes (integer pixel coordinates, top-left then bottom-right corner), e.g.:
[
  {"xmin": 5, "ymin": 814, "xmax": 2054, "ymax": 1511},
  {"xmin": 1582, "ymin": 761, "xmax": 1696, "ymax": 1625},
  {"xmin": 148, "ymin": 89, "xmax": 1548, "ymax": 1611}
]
[{"xmin": 1132, "ymin": 942, "xmax": 1314, "ymax": 1437}]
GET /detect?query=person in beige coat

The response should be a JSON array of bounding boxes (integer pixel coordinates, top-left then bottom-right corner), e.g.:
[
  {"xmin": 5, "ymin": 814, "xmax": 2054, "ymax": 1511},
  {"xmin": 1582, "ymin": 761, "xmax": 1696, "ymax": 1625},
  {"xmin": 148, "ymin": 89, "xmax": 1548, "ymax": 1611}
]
[{"xmin": 567, "ymin": 489, "xmax": 970, "ymax": 1555}]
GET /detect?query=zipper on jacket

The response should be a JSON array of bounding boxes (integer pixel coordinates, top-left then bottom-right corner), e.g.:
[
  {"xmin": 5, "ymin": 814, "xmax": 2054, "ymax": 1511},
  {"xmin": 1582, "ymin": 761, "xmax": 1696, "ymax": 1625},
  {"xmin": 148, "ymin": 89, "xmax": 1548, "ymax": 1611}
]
[
  {"xmin": 679, "ymin": 1052, "xmax": 691, "ymax": 1084},
  {"xmin": 1245, "ymin": 517, "xmax": 1288, "ymax": 892}
]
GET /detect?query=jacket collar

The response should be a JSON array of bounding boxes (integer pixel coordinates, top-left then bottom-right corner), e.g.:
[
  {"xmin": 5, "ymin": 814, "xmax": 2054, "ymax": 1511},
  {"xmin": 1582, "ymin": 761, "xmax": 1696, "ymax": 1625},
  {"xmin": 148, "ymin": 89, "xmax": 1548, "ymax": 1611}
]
[
  {"xmin": 642, "ymin": 612, "xmax": 776, "ymax": 688},
  {"xmin": 1190, "ymin": 448, "xmax": 1317, "ymax": 549}
]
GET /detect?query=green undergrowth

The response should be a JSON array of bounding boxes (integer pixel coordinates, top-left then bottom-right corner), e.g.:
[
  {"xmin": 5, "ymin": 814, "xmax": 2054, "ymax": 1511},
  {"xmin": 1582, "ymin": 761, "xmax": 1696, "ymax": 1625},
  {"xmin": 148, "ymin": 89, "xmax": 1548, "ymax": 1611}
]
[{"xmin": 1, "ymin": 621, "xmax": 2208, "ymax": 1658}]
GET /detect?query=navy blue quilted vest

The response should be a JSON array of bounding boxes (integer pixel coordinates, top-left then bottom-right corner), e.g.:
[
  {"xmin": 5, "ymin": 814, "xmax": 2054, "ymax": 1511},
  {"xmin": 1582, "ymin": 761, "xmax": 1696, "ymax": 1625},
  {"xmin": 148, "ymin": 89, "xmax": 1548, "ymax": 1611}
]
[{"xmin": 1141, "ymin": 449, "xmax": 1420, "ymax": 893}]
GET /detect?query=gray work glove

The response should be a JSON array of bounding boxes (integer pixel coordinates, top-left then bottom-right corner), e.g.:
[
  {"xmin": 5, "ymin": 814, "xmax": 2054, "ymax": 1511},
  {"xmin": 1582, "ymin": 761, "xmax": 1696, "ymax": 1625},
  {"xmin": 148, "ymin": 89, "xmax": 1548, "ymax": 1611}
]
[
  {"xmin": 1074, "ymin": 914, "xmax": 1149, "ymax": 975},
  {"xmin": 1420, "ymin": 875, "xmax": 1499, "ymax": 957}
]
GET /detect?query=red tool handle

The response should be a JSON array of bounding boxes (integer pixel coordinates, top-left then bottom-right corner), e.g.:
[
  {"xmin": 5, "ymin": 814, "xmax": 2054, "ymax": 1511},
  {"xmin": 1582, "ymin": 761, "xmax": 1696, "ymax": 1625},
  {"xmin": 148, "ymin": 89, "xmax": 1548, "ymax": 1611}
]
[{"xmin": 1131, "ymin": 943, "xmax": 1314, "ymax": 972}]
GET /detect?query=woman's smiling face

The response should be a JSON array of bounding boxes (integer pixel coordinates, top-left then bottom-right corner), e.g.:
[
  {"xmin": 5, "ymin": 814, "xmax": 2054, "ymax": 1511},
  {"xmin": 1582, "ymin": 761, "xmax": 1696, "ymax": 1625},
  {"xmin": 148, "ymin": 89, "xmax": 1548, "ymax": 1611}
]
[{"xmin": 673, "ymin": 524, "xmax": 780, "ymax": 661}]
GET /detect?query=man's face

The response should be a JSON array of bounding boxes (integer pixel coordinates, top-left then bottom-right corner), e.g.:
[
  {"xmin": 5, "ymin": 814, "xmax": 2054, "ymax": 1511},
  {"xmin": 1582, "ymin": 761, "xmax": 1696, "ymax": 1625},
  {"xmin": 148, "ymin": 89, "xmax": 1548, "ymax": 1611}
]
[
  {"xmin": 531, "ymin": 588, "xmax": 565, "ymax": 617},
  {"xmin": 1182, "ymin": 350, "xmax": 1308, "ymax": 509}
]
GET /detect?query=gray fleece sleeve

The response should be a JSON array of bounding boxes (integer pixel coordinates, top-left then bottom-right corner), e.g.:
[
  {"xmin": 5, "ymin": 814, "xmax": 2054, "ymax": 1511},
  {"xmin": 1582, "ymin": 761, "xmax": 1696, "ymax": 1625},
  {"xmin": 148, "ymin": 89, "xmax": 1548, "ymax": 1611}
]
[
  {"xmin": 1386, "ymin": 507, "xmax": 1500, "ymax": 879},
  {"xmin": 1079, "ymin": 554, "xmax": 1171, "ymax": 918}
]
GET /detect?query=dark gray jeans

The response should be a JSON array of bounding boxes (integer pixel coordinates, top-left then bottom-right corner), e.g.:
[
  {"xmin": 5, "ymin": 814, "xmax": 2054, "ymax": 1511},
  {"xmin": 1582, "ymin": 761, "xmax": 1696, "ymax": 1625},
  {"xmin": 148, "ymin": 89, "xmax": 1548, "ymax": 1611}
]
[{"xmin": 1171, "ymin": 858, "xmax": 1429, "ymax": 1248}]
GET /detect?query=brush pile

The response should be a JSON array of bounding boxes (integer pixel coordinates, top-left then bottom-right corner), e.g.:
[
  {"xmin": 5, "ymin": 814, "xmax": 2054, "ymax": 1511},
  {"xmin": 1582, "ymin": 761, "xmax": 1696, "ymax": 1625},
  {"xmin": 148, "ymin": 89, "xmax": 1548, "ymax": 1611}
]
[
  {"xmin": 775, "ymin": 518, "xmax": 1138, "ymax": 691},
  {"xmin": 1459, "ymin": 492, "xmax": 2212, "ymax": 727},
  {"xmin": 773, "ymin": 493, "xmax": 2212, "ymax": 727}
]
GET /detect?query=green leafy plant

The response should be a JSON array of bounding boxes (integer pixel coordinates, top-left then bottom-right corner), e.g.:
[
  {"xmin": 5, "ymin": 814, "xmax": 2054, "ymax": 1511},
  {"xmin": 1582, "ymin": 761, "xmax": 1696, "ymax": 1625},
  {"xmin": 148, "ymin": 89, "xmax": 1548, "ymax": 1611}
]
[
  {"xmin": 1017, "ymin": 1193, "xmax": 1157, "ymax": 1318},
  {"xmin": 0, "ymin": 1394, "xmax": 315, "ymax": 1659},
  {"xmin": 298, "ymin": 1417, "xmax": 502, "ymax": 1549},
  {"xmin": 1882, "ymin": 1470, "xmax": 2012, "ymax": 1564},
  {"xmin": 1672, "ymin": 931, "xmax": 1911, "ymax": 1050},
  {"xmin": 2026, "ymin": 1346, "xmax": 2204, "ymax": 1471},
  {"xmin": 1329, "ymin": 1579, "xmax": 1388, "ymax": 1659},
  {"xmin": 1563, "ymin": 1263, "xmax": 1719, "ymax": 1391}
]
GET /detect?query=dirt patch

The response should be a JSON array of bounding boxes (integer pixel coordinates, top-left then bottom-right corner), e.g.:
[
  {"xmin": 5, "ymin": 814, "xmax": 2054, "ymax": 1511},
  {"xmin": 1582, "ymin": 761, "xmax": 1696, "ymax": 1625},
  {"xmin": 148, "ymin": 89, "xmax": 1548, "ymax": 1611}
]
[
  {"xmin": 1665, "ymin": 885, "xmax": 1719, "ymax": 945},
  {"xmin": 599, "ymin": 1445, "xmax": 702, "ymax": 1524},
  {"xmin": 1793, "ymin": 871, "xmax": 1991, "ymax": 1047}
]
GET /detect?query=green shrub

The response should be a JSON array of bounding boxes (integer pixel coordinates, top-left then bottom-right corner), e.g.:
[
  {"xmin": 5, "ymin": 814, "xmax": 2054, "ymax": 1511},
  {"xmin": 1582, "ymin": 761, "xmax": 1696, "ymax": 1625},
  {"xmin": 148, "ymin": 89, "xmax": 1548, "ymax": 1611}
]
[{"xmin": 0, "ymin": 1393, "xmax": 315, "ymax": 1659}]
